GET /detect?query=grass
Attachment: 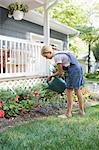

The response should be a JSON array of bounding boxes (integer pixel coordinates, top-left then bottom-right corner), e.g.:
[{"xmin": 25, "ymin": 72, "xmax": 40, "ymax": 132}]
[
  {"xmin": 85, "ymin": 78, "xmax": 99, "ymax": 83},
  {"xmin": 0, "ymin": 105, "xmax": 99, "ymax": 150},
  {"xmin": 85, "ymin": 79, "xmax": 98, "ymax": 84}
]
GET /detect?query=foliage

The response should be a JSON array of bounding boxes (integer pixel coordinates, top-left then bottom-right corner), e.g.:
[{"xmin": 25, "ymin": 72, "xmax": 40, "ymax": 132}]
[
  {"xmin": 84, "ymin": 72, "xmax": 99, "ymax": 80},
  {"xmin": 0, "ymin": 83, "xmax": 61, "ymax": 118},
  {"xmin": 50, "ymin": 0, "xmax": 88, "ymax": 28},
  {"xmin": 0, "ymin": 81, "xmax": 92, "ymax": 118},
  {"xmin": 36, "ymin": 0, "xmax": 88, "ymax": 28},
  {"xmin": 77, "ymin": 26, "xmax": 99, "ymax": 72},
  {"xmin": 8, "ymin": 2, "xmax": 28, "ymax": 15},
  {"xmin": 72, "ymin": 86, "xmax": 92, "ymax": 103},
  {"xmin": 68, "ymin": 37, "xmax": 88, "ymax": 58},
  {"xmin": 92, "ymin": 42, "xmax": 99, "ymax": 62},
  {"xmin": 94, "ymin": 2, "xmax": 99, "ymax": 14},
  {"xmin": 35, "ymin": 7, "xmax": 44, "ymax": 14},
  {"xmin": 0, "ymin": 87, "xmax": 37, "ymax": 118},
  {"xmin": 31, "ymin": 83, "xmax": 66, "ymax": 108},
  {"xmin": 69, "ymin": 43, "xmax": 79, "ymax": 57},
  {"xmin": 77, "ymin": 26, "xmax": 99, "ymax": 43}
]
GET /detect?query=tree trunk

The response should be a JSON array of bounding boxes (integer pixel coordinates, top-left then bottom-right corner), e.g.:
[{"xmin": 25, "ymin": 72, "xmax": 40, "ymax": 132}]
[{"xmin": 88, "ymin": 42, "xmax": 91, "ymax": 73}]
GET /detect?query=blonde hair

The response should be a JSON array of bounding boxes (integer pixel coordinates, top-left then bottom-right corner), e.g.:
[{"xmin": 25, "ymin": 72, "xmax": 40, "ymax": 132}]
[{"xmin": 41, "ymin": 45, "xmax": 52, "ymax": 56}]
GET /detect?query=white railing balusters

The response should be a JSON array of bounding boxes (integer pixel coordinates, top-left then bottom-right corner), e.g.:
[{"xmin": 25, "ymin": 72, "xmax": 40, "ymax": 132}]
[
  {"xmin": 5, "ymin": 41, "xmax": 7, "ymax": 74},
  {"xmin": 18, "ymin": 42, "xmax": 20, "ymax": 73},
  {"xmin": 0, "ymin": 40, "xmax": 3, "ymax": 74},
  {"xmin": 32, "ymin": 44, "xmax": 35, "ymax": 75},
  {"xmin": 9, "ymin": 41, "xmax": 12, "ymax": 73},
  {"xmin": 21, "ymin": 43, "xmax": 25, "ymax": 72},
  {"xmin": 14, "ymin": 41, "xmax": 16, "ymax": 74},
  {"xmin": 0, "ymin": 35, "xmax": 47, "ymax": 78}
]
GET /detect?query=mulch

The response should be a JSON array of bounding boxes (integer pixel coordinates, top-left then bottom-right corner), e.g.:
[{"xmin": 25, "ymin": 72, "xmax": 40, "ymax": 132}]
[{"xmin": 0, "ymin": 112, "xmax": 46, "ymax": 132}]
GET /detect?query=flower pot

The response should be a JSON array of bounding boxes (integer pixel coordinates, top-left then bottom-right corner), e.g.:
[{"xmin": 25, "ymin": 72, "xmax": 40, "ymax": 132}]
[
  {"xmin": 8, "ymin": 14, "xmax": 13, "ymax": 18},
  {"xmin": 13, "ymin": 10, "xmax": 24, "ymax": 20}
]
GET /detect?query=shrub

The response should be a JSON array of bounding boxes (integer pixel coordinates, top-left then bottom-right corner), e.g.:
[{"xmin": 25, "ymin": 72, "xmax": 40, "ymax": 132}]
[{"xmin": 8, "ymin": 2, "xmax": 28, "ymax": 15}]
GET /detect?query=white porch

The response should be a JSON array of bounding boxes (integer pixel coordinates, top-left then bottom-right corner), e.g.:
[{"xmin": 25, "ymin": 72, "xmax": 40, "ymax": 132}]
[
  {"xmin": 0, "ymin": 0, "xmax": 78, "ymax": 88},
  {"xmin": 0, "ymin": 35, "xmax": 48, "ymax": 79}
]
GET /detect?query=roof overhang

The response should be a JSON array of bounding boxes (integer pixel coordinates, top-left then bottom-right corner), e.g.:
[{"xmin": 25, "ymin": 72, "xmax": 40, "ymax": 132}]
[
  {"xmin": 0, "ymin": 0, "xmax": 79, "ymax": 35},
  {"xmin": 24, "ymin": 10, "xmax": 79, "ymax": 35},
  {"xmin": 0, "ymin": 0, "xmax": 46, "ymax": 9}
]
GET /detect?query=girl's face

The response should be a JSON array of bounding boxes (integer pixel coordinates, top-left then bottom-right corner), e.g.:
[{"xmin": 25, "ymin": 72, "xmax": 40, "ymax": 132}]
[{"xmin": 43, "ymin": 52, "xmax": 53, "ymax": 59}]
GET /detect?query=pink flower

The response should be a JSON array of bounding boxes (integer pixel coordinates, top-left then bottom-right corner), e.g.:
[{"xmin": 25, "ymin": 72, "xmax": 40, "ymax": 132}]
[
  {"xmin": 0, "ymin": 110, "xmax": 5, "ymax": 118},
  {"xmin": 13, "ymin": 96, "xmax": 19, "ymax": 103}
]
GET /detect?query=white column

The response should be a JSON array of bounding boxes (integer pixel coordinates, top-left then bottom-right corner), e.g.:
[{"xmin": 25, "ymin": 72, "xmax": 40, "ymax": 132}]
[
  {"xmin": 43, "ymin": 0, "xmax": 59, "ymax": 75},
  {"xmin": 43, "ymin": 0, "xmax": 59, "ymax": 45},
  {"xmin": 44, "ymin": 1, "xmax": 50, "ymax": 45}
]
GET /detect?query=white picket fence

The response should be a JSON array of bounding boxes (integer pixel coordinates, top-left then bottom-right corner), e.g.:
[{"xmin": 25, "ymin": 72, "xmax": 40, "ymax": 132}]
[{"xmin": 0, "ymin": 35, "xmax": 49, "ymax": 78}]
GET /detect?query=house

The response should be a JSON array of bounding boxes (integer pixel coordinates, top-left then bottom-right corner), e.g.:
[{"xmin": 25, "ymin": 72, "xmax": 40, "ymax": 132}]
[{"xmin": 0, "ymin": 0, "xmax": 78, "ymax": 89}]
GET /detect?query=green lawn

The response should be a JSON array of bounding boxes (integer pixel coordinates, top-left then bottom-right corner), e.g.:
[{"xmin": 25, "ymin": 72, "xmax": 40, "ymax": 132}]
[
  {"xmin": 0, "ymin": 105, "xmax": 99, "ymax": 150},
  {"xmin": 85, "ymin": 78, "xmax": 99, "ymax": 83}
]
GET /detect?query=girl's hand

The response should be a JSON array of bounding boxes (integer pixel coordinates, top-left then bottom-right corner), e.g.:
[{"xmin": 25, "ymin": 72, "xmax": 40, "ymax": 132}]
[
  {"xmin": 47, "ymin": 76, "xmax": 53, "ymax": 81},
  {"xmin": 47, "ymin": 64, "xmax": 63, "ymax": 81}
]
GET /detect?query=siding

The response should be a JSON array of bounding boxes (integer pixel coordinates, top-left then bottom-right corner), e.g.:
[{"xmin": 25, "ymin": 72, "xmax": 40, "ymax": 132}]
[{"xmin": 0, "ymin": 7, "xmax": 67, "ymax": 41}]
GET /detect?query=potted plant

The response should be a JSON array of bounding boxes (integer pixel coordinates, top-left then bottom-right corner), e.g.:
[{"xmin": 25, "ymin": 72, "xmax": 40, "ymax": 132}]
[{"xmin": 8, "ymin": 2, "xmax": 28, "ymax": 20}]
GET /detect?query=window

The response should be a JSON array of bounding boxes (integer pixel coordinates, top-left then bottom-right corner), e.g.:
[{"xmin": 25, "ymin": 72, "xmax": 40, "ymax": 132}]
[{"xmin": 29, "ymin": 33, "xmax": 63, "ymax": 50}]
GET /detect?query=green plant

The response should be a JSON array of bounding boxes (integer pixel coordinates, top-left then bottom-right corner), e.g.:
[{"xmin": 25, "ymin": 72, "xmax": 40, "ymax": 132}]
[
  {"xmin": 51, "ymin": 65, "xmax": 67, "ymax": 79},
  {"xmin": 3, "ymin": 102, "xmax": 19, "ymax": 118},
  {"xmin": 92, "ymin": 42, "xmax": 99, "ymax": 62},
  {"xmin": 0, "ymin": 87, "xmax": 36, "ymax": 118},
  {"xmin": 8, "ymin": 2, "xmax": 28, "ymax": 15},
  {"xmin": 84, "ymin": 72, "xmax": 99, "ymax": 80}
]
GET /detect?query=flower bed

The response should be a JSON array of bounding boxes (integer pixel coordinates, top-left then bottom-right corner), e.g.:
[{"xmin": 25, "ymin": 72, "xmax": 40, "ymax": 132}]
[
  {"xmin": 0, "ymin": 82, "xmax": 92, "ymax": 119},
  {"xmin": 0, "ymin": 83, "xmax": 66, "ymax": 119}
]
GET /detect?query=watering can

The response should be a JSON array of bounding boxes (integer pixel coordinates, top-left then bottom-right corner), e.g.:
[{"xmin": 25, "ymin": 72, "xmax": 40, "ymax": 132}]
[{"xmin": 47, "ymin": 76, "xmax": 67, "ymax": 94}]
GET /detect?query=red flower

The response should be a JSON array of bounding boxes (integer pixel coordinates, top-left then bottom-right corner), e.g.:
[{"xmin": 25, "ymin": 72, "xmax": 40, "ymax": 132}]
[
  {"xmin": 20, "ymin": 109, "xmax": 27, "ymax": 114},
  {"xmin": 13, "ymin": 96, "xmax": 19, "ymax": 103},
  {"xmin": 0, "ymin": 103, "xmax": 3, "ymax": 108},
  {"xmin": 33, "ymin": 91, "xmax": 39, "ymax": 97},
  {"xmin": 0, "ymin": 110, "xmax": 5, "ymax": 118}
]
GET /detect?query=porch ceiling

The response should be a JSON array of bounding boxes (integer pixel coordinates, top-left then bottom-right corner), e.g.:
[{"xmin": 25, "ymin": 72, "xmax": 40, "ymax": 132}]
[
  {"xmin": 0, "ymin": 0, "xmax": 79, "ymax": 35},
  {"xmin": 0, "ymin": 0, "xmax": 48, "ymax": 9}
]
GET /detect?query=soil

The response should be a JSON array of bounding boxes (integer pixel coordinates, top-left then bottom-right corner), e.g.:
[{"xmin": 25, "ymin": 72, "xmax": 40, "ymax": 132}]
[{"xmin": 0, "ymin": 111, "xmax": 46, "ymax": 132}]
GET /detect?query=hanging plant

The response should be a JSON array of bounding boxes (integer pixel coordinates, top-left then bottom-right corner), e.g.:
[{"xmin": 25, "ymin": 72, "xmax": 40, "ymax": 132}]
[{"xmin": 8, "ymin": 2, "xmax": 28, "ymax": 20}]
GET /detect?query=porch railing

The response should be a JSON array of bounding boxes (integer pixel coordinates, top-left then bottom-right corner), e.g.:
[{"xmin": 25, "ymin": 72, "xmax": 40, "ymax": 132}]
[{"xmin": 0, "ymin": 35, "xmax": 48, "ymax": 78}]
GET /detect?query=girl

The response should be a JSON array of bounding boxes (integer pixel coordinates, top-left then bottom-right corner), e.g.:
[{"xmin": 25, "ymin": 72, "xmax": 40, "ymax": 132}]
[{"xmin": 41, "ymin": 45, "xmax": 85, "ymax": 118}]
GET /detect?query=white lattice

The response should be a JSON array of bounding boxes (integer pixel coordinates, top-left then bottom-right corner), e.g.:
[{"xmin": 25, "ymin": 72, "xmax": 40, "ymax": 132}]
[{"xmin": 0, "ymin": 76, "xmax": 47, "ymax": 90}]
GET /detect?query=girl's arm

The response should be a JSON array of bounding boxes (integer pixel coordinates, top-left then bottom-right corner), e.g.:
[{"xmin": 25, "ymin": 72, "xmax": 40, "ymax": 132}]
[{"xmin": 47, "ymin": 63, "xmax": 63, "ymax": 81}]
